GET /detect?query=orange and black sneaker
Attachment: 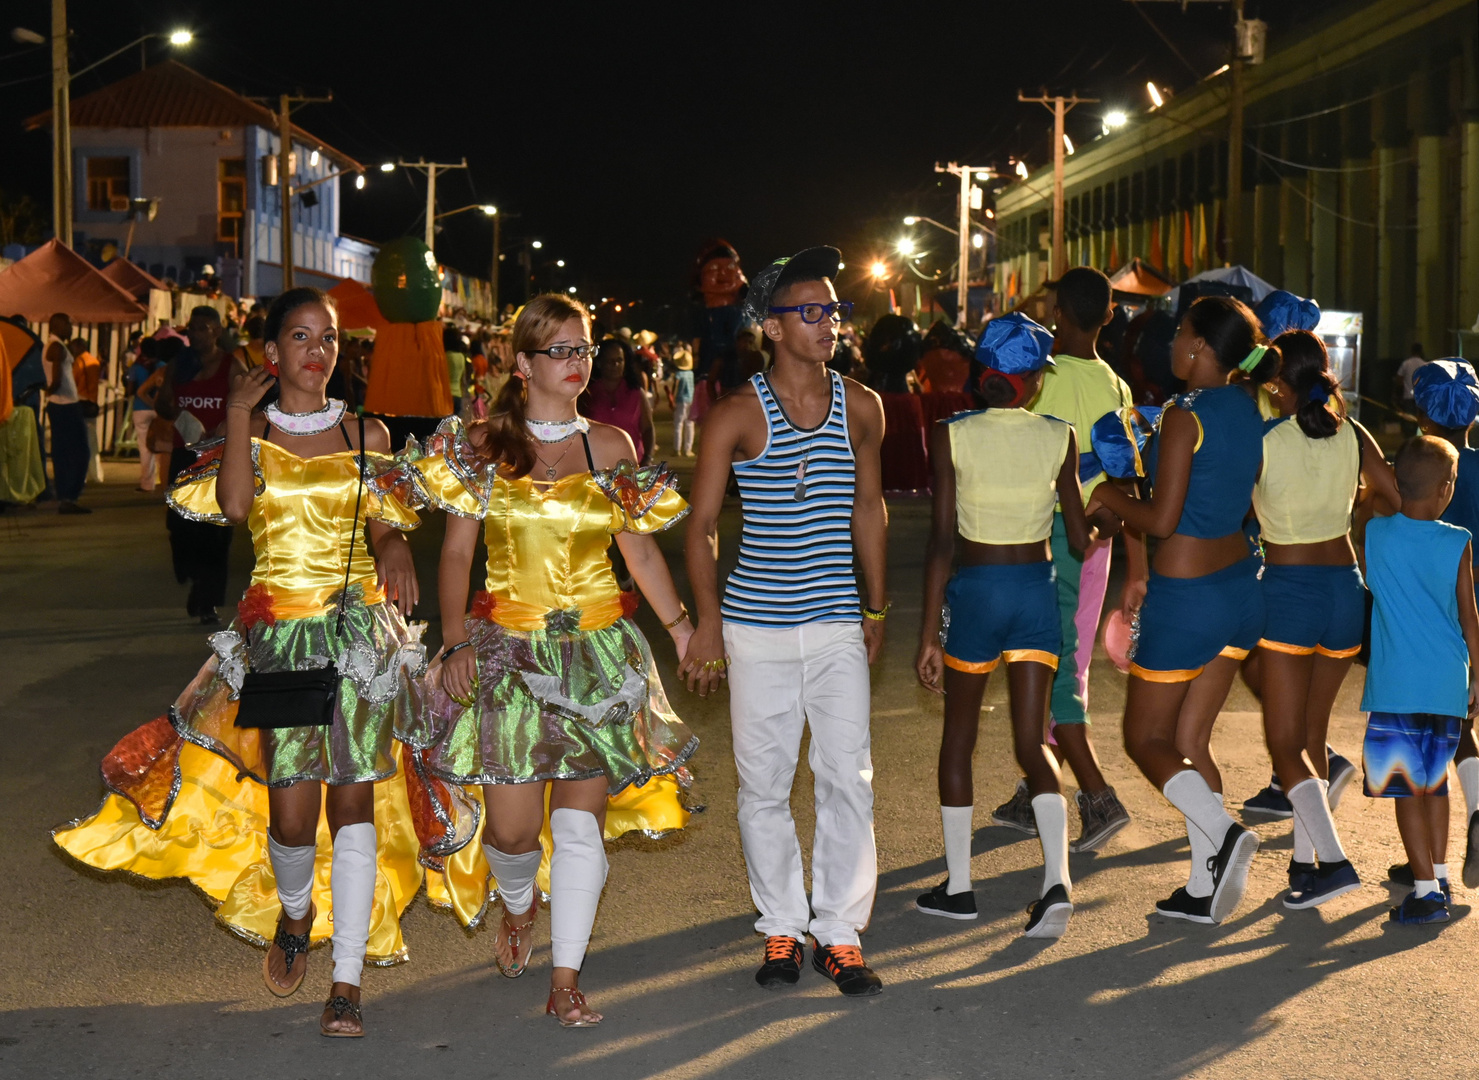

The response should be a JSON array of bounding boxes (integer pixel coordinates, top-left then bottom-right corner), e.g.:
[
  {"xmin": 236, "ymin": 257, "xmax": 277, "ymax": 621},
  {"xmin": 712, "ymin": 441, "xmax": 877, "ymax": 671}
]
[
  {"xmin": 811, "ymin": 942, "xmax": 883, "ymax": 997},
  {"xmin": 755, "ymin": 935, "xmax": 804, "ymax": 989}
]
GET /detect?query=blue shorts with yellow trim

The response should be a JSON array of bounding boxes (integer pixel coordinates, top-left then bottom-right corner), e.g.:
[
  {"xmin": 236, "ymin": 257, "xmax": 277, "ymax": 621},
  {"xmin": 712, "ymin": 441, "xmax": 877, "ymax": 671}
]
[
  {"xmin": 1362, "ymin": 712, "xmax": 1460, "ymax": 797},
  {"xmin": 1130, "ymin": 557, "xmax": 1264, "ymax": 682},
  {"xmin": 943, "ymin": 563, "xmax": 1061, "ymax": 674},
  {"xmin": 1260, "ymin": 563, "xmax": 1366, "ymax": 658}
]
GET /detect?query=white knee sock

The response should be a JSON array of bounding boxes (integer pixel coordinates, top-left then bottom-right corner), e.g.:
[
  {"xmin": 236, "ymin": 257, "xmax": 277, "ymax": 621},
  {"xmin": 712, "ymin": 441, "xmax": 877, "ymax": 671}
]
[
  {"xmin": 940, "ymin": 805, "xmax": 974, "ymax": 895},
  {"xmin": 1457, "ymin": 758, "xmax": 1479, "ymax": 820},
  {"xmin": 483, "ymin": 842, "xmax": 541, "ymax": 916},
  {"xmin": 267, "ymin": 835, "xmax": 316, "ymax": 920},
  {"xmin": 1031, "ymin": 793, "xmax": 1071, "ymax": 897},
  {"xmin": 1292, "ymin": 808, "xmax": 1315, "ymax": 864},
  {"xmin": 549, "ymin": 808, "xmax": 607, "ymax": 972},
  {"xmin": 1288, "ymin": 778, "xmax": 1347, "ymax": 864},
  {"xmin": 330, "ymin": 821, "xmax": 376, "ymax": 987},
  {"xmin": 1163, "ymin": 770, "xmax": 1235, "ymax": 850},
  {"xmin": 1186, "ymin": 814, "xmax": 1217, "ymax": 897}
]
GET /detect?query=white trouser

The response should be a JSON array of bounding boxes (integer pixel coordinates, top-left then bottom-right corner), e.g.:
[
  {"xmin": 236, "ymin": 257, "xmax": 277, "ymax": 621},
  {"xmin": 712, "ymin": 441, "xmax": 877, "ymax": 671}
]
[
  {"xmin": 672, "ymin": 399, "xmax": 694, "ymax": 456},
  {"xmin": 724, "ymin": 620, "xmax": 876, "ymax": 947},
  {"xmin": 132, "ymin": 409, "xmax": 156, "ymax": 490}
]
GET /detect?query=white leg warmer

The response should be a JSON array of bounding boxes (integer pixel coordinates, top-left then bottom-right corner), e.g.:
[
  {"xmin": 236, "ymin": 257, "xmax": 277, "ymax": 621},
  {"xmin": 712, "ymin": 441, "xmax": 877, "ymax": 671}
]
[
  {"xmin": 330, "ymin": 821, "xmax": 376, "ymax": 987},
  {"xmin": 1288, "ymin": 778, "xmax": 1346, "ymax": 863},
  {"xmin": 1186, "ymin": 814, "xmax": 1217, "ymax": 898},
  {"xmin": 1163, "ymin": 770, "xmax": 1235, "ymax": 849},
  {"xmin": 940, "ymin": 805, "xmax": 974, "ymax": 895},
  {"xmin": 484, "ymin": 842, "xmax": 541, "ymax": 916},
  {"xmin": 267, "ymin": 835, "xmax": 316, "ymax": 920},
  {"xmin": 549, "ymin": 808, "xmax": 607, "ymax": 972},
  {"xmin": 1457, "ymin": 757, "xmax": 1479, "ymax": 820},
  {"xmin": 1292, "ymin": 807, "xmax": 1315, "ymax": 864},
  {"xmin": 1032, "ymin": 793, "xmax": 1071, "ymax": 896}
]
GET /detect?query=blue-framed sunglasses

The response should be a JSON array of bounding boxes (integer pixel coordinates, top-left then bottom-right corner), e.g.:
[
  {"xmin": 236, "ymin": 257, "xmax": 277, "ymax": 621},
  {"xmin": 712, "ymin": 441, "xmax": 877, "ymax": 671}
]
[{"xmin": 767, "ymin": 301, "xmax": 853, "ymax": 324}]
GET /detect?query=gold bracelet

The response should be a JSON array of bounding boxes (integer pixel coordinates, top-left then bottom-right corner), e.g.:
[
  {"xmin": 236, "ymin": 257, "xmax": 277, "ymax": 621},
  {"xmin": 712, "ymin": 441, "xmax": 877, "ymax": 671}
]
[
  {"xmin": 661, "ymin": 604, "xmax": 690, "ymax": 630},
  {"xmin": 862, "ymin": 603, "xmax": 890, "ymax": 622}
]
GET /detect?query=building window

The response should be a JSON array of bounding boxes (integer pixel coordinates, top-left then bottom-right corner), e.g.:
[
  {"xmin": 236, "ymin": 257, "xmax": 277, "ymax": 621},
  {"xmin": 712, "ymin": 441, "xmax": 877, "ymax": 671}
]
[
  {"xmin": 86, "ymin": 157, "xmax": 130, "ymax": 211},
  {"xmin": 218, "ymin": 158, "xmax": 246, "ymax": 255}
]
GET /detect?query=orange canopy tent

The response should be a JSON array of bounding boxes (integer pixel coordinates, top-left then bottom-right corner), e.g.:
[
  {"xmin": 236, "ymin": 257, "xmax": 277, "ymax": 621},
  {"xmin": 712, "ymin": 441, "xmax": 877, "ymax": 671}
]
[
  {"xmin": 100, "ymin": 257, "xmax": 166, "ymax": 300},
  {"xmin": 0, "ymin": 240, "xmax": 147, "ymax": 323},
  {"xmin": 328, "ymin": 278, "xmax": 390, "ymax": 334},
  {"xmin": 1107, "ymin": 258, "xmax": 1173, "ymax": 298}
]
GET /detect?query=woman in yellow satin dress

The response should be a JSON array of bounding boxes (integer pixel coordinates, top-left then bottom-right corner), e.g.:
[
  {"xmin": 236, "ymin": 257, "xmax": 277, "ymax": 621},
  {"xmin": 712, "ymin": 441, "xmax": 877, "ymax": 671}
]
[
  {"xmin": 55, "ymin": 288, "xmax": 428, "ymax": 1038},
  {"xmin": 377, "ymin": 293, "xmax": 699, "ymax": 1027}
]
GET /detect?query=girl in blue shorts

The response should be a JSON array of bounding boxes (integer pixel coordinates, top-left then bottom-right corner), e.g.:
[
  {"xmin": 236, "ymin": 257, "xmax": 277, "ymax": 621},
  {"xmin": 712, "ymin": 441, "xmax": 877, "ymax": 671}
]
[
  {"xmin": 915, "ymin": 313, "xmax": 1109, "ymax": 939},
  {"xmin": 1252, "ymin": 329, "xmax": 1397, "ymax": 910},
  {"xmin": 1089, "ymin": 297, "xmax": 1277, "ymax": 926}
]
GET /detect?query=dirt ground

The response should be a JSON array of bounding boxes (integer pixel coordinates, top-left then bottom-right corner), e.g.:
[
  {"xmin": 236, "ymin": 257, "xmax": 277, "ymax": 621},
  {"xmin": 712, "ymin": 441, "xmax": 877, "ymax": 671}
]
[{"xmin": 2, "ymin": 458, "xmax": 1476, "ymax": 1080}]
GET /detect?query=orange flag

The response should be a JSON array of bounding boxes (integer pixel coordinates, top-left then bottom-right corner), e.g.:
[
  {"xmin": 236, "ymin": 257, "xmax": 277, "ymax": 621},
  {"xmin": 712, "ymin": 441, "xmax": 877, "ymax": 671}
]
[{"xmin": 1195, "ymin": 204, "xmax": 1210, "ymax": 271}]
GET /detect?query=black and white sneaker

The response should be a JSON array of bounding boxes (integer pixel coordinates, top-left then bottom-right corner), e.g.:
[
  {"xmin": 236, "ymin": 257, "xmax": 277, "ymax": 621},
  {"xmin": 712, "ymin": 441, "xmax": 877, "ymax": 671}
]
[
  {"xmin": 915, "ymin": 881, "xmax": 978, "ymax": 921},
  {"xmin": 1022, "ymin": 884, "xmax": 1073, "ymax": 939},
  {"xmin": 990, "ymin": 779, "xmax": 1039, "ymax": 836},
  {"xmin": 1208, "ymin": 823, "xmax": 1260, "ymax": 924},
  {"xmin": 1464, "ymin": 811, "xmax": 1479, "ymax": 890},
  {"xmin": 1154, "ymin": 886, "xmax": 1214, "ymax": 924}
]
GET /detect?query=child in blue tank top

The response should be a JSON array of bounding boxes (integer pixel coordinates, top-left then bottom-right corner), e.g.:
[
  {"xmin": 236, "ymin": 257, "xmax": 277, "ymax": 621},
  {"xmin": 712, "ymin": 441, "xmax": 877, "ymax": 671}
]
[
  {"xmin": 1361, "ymin": 436, "xmax": 1479, "ymax": 925},
  {"xmin": 1410, "ymin": 359, "xmax": 1479, "ymax": 891}
]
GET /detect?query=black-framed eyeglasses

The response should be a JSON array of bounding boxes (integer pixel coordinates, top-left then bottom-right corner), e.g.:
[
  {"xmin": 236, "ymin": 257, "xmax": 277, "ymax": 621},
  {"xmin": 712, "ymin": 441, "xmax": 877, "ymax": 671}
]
[
  {"xmin": 767, "ymin": 301, "xmax": 853, "ymax": 324},
  {"xmin": 531, "ymin": 343, "xmax": 597, "ymax": 360}
]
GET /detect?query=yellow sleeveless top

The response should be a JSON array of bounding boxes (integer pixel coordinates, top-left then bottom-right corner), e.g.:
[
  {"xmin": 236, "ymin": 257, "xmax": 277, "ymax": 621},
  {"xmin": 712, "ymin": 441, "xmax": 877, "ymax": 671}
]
[
  {"xmin": 1253, "ymin": 418, "xmax": 1359, "ymax": 545},
  {"xmin": 947, "ymin": 408, "xmax": 1071, "ymax": 544},
  {"xmin": 374, "ymin": 419, "xmax": 688, "ymax": 632},
  {"xmin": 167, "ymin": 438, "xmax": 419, "ymax": 616}
]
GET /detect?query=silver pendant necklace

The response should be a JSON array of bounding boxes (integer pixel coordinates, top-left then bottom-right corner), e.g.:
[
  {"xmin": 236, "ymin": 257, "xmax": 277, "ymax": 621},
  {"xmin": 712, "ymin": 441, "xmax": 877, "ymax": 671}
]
[
  {"xmin": 526, "ymin": 416, "xmax": 589, "ymax": 444},
  {"xmin": 534, "ymin": 437, "xmax": 576, "ymax": 481},
  {"xmin": 265, "ymin": 398, "xmax": 346, "ymax": 436}
]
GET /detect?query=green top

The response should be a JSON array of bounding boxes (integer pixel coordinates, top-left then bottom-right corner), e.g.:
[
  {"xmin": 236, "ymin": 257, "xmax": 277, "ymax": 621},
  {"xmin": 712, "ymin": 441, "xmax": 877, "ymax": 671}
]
[
  {"xmin": 1029, "ymin": 353, "xmax": 1134, "ymax": 503},
  {"xmin": 446, "ymin": 350, "xmax": 468, "ymax": 396}
]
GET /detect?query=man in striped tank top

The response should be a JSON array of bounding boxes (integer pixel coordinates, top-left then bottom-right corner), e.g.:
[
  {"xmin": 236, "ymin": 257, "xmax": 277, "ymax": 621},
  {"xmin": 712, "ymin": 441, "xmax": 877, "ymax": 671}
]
[{"xmin": 684, "ymin": 247, "xmax": 889, "ymax": 997}]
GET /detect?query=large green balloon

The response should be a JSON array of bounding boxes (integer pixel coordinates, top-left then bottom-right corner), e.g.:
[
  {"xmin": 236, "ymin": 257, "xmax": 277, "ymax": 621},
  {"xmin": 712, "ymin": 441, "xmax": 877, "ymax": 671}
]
[{"xmin": 371, "ymin": 237, "xmax": 442, "ymax": 323}]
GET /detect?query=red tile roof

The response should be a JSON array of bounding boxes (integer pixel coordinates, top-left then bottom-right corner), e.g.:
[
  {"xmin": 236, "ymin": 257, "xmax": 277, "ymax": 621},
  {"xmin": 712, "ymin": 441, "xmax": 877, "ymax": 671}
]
[{"xmin": 25, "ymin": 60, "xmax": 362, "ymax": 172}]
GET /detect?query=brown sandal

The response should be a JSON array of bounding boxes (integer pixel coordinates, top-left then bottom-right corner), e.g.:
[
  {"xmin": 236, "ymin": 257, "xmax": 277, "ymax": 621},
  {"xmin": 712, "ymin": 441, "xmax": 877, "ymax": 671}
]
[
  {"xmin": 494, "ymin": 901, "xmax": 539, "ymax": 978},
  {"xmin": 546, "ymin": 986, "xmax": 602, "ymax": 1027},
  {"xmin": 262, "ymin": 903, "xmax": 315, "ymax": 998}
]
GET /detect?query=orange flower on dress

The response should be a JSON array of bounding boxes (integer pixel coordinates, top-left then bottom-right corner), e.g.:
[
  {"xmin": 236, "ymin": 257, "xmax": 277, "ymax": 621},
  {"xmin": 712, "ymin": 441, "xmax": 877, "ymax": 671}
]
[
  {"xmin": 470, "ymin": 590, "xmax": 497, "ymax": 621},
  {"xmin": 237, "ymin": 584, "xmax": 277, "ymax": 630}
]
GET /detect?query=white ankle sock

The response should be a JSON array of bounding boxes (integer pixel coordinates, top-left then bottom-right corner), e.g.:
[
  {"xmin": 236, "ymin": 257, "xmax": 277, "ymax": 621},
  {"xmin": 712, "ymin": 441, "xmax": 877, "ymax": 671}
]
[
  {"xmin": 1031, "ymin": 793, "xmax": 1071, "ymax": 897},
  {"xmin": 1416, "ymin": 878, "xmax": 1440, "ymax": 897},
  {"xmin": 1434, "ymin": 863, "xmax": 1449, "ymax": 880},
  {"xmin": 940, "ymin": 805, "xmax": 974, "ymax": 895},
  {"xmin": 267, "ymin": 835, "xmax": 316, "ymax": 920},
  {"xmin": 1457, "ymin": 758, "xmax": 1479, "ymax": 820},
  {"xmin": 329, "ymin": 822, "xmax": 376, "ymax": 987},
  {"xmin": 1186, "ymin": 814, "xmax": 1217, "ymax": 897},
  {"xmin": 549, "ymin": 808, "xmax": 607, "ymax": 972},
  {"xmin": 483, "ymin": 843, "xmax": 541, "ymax": 916},
  {"xmin": 1163, "ymin": 770, "xmax": 1235, "ymax": 850},
  {"xmin": 1288, "ymin": 778, "xmax": 1346, "ymax": 863}
]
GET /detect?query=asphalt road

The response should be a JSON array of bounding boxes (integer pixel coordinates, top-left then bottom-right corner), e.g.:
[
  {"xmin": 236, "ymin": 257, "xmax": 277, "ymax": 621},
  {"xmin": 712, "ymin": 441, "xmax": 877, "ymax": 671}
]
[{"xmin": 3, "ymin": 459, "xmax": 1477, "ymax": 1080}]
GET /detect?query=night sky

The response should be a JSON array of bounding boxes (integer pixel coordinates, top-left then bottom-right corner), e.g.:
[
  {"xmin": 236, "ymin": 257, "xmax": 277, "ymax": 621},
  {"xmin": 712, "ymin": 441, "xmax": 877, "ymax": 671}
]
[{"xmin": 1, "ymin": 0, "xmax": 1345, "ymax": 320}]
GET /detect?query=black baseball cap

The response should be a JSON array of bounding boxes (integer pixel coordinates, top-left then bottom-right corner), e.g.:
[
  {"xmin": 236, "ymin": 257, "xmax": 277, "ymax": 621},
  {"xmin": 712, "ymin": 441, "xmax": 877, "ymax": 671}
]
[{"xmin": 742, "ymin": 246, "xmax": 842, "ymax": 324}]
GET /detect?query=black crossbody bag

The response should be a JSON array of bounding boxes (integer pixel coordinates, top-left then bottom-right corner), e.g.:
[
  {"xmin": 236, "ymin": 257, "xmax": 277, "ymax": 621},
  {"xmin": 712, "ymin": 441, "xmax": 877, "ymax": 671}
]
[{"xmin": 234, "ymin": 414, "xmax": 364, "ymax": 730}]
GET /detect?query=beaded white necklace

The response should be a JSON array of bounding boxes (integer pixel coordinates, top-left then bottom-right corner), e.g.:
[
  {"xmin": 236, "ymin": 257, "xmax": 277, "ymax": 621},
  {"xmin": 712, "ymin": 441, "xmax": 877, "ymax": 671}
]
[
  {"xmin": 526, "ymin": 415, "xmax": 589, "ymax": 444},
  {"xmin": 265, "ymin": 397, "xmax": 346, "ymax": 436}
]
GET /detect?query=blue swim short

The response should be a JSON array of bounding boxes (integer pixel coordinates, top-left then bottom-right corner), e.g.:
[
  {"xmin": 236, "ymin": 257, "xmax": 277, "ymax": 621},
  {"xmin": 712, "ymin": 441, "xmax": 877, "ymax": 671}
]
[
  {"xmin": 1130, "ymin": 557, "xmax": 1265, "ymax": 682},
  {"xmin": 1259, "ymin": 563, "xmax": 1367, "ymax": 659},
  {"xmin": 1362, "ymin": 712, "xmax": 1461, "ymax": 797},
  {"xmin": 943, "ymin": 562, "xmax": 1061, "ymax": 674}
]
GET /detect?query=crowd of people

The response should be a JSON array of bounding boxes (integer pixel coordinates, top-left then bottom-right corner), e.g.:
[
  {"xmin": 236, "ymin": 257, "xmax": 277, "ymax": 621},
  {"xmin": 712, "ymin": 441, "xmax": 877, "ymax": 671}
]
[{"xmin": 43, "ymin": 247, "xmax": 1479, "ymax": 1043}]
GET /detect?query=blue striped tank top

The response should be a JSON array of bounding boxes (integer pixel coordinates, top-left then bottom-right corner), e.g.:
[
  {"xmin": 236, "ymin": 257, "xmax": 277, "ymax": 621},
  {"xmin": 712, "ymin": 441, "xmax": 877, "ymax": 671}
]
[{"xmin": 721, "ymin": 370, "xmax": 860, "ymax": 627}]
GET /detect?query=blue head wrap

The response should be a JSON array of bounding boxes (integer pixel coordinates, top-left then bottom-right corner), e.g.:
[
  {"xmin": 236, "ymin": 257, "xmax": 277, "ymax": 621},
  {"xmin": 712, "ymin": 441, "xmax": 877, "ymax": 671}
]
[
  {"xmin": 1414, "ymin": 359, "xmax": 1479, "ymax": 430},
  {"xmin": 1080, "ymin": 406, "xmax": 1164, "ymax": 482},
  {"xmin": 975, "ymin": 312, "xmax": 1055, "ymax": 375},
  {"xmin": 1254, "ymin": 290, "xmax": 1321, "ymax": 340}
]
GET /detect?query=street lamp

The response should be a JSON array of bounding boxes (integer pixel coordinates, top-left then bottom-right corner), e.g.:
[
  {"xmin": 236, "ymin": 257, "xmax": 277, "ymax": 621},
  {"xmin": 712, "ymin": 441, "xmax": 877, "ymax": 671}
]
[
  {"xmin": 1015, "ymin": 160, "xmax": 1030, "ymax": 180},
  {"xmin": 556, "ymin": 259, "xmax": 565, "ymax": 268},
  {"xmin": 168, "ymin": 29, "xmax": 193, "ymax": 46},
  {"xmin": 567, "ymin": 286, "xmax": 577, "ymax": 294},
  {"xmin": 532, "ymin": 240, "xmax": 543, "ymax": 250},
  {"xmin": 971, "ymin": 233, "xmax": 984, "ymax": 250},
  {"xmin": 1104, "ymin": 109, "xmax": 1128, "ymax": 130},
  {"xmin": 870, "ymin": 261, "xmax": 888, "ymax": 280},
  {"xmin": 354, "ymin": 174, "xmax": 365, "ymax": 190},
  {"xmin": 1147, "ymin": 82, "xmax": 1165, "ymax": 109},
  {"xmin": 897, "ymin": 237, "xmax": 916, "ymax": 256},
  {"xmin": 379, "ymin": 162, "xmax": 395, "ymax": 172},
  {"xmin": 903, "ymin": 216, "xmax": 918, "ymax": 226}
]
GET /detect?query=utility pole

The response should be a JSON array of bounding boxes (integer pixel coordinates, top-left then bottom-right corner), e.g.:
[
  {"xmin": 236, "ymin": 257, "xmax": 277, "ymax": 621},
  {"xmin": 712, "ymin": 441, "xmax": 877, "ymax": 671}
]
[
  {"xmin": 1226, "ymin": 1, "xmax": 1267, "ymax": 267},
  {"xmin": 491, "ymin": 210, "xmax": 501, "ymax": 318},
  {"xmin": 934, "ymin": 162, "xmax": 996, "ymax": 329},
  {"xmin": 275, "ymin": 90, "xmax": 332, "ymax": 291},
  {"xmin": 397, "ymin": 159, "xmax": 469, "ymax": 252},
  {"xmin": 1018, "ymin": 91, "xmax": 1098, "ymax": 279},
  {"xmin": 51, "ymin": 0, "xmax": 71, "ymax": 247}
]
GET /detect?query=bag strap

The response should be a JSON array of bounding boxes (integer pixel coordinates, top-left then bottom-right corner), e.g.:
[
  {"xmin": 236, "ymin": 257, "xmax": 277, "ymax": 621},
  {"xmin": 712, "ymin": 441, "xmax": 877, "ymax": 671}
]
[{"xmin": 336, "ymin": 411, "xmax": 365, "ymax": 637}]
